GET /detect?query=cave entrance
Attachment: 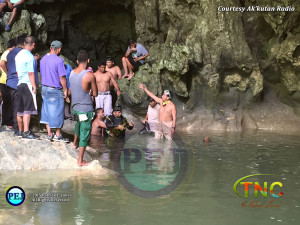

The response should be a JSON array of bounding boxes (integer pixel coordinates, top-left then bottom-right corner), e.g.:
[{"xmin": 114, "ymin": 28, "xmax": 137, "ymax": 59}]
[{"xmin": 29, "ymin": 0, "xmax": 136, "ymax": 69}]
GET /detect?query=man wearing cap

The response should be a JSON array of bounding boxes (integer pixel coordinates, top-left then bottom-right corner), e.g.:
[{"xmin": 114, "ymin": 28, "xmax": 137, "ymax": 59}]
[
  {"xmin": 138, "ymin": 83, "xmax": 176, "ymax": 140},
  {"xmin": 105, "ymin": 106, "xmax": 134, "ymax": 137},
  {"xmin": 40, "ymin": 40, "xmax": 69, "ymax": 142}
]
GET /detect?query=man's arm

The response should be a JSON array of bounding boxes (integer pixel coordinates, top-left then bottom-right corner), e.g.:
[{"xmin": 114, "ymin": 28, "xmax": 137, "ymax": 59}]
[
  {"xmin": 135, "ymin": 52, "xmax": 149, "ymax": 62},
  {"xmin": 138, "ymin": 83, "xmax": 162, "ymax": 104},
  {"xmin": 142, "ymin": 113, "xmax": 148, "ymax": 124},
  {"xmin": 171, "ymin": 104, "xmax": 177, "ymax": 135},
  {"xmin": 59, "ymin": 76, "xmax": 68, "ymax": 98},
  {"xmin": 0, "ymin": 60, "xmax": 7, "ymax": 75},
  {"xmin": 116, "ymin": 66, "xmax": 122, "ymax": 80},
  {"xmin": 28, "ymin": 72, "xmax": 37, "ymax": 93},
  {"xmin": 110, "ymin": 73, "xmax": 121, "ymax": 96},
  {"xmin": 83, "ymin": 72, "xmax": 98, "ymax": 97}
]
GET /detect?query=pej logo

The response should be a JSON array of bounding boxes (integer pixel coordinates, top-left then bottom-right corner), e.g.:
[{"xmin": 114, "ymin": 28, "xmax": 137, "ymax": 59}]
[
  {"xmin": 5, "ymin": 186, "xmax": 26, "ymax": 206},
  {"xmin": 111, "ymin": 133, "xmax": 192, "ymax": 199},
  {"xmin": 233, "ymin": 174, "xmax": 283, "ymax": 198}
]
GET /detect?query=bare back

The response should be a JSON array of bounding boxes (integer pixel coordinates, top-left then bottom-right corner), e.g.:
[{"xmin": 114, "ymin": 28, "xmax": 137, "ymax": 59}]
[{"xmin": 94, "ymin": 71, "xmax": 113, "ymax": 92}]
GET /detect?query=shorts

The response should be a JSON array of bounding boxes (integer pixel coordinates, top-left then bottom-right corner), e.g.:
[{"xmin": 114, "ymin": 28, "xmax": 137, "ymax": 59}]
[
  {"xmin": 73, "ymin": 109, "xmax": 94, "ymax": 147},
  {"xmin": 40, "ymin": 86, "xmax": 65, "ymax": 128},
  {"xmin": 17, "ymin": 83, "xmax": 37, "ymax": 116},
  {"xmin": 125, "ymin": 56, "xmax": 142, "ymax": 71},
  {"xmin": 155, "ymin": 121, "xmax": 173, "ymax": 140},
  {"xmin": 95, "ymin": 91, "xmax": 112, "ymax": 116}
]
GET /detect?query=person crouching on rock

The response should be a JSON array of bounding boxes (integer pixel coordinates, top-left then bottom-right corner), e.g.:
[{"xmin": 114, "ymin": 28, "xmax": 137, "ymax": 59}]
[
  {"xmin": 105, "ymin": 106, "xmax": 134, "ymax": 138},
  {"xmin": 138, "ymin": 84, "xmax": 176, "ymax": 140}
]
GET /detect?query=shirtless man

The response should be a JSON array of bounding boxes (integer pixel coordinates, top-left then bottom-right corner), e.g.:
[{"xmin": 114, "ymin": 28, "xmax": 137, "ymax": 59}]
[
  {"xmin": 106, "ymin": 56, "xmax": 121, "ymax": 107},
  {"xmin": 91, "ymin": 108, "xmax": 107, "ymax": 136},
  {"xmin": 94, "ymin": 61, "xmax": 121, "ymax": 116},
  {"xmin": 138, "ymin": 83, "xmax": 176, "ymax": 140},
  {"xmin": 106, "ymin": 56, "xmax": 121, "ymax": 81}
]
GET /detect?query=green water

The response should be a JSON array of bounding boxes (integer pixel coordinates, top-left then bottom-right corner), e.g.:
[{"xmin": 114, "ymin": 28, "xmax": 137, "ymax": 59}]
[{"xmin": 0, "ymin": 131, "xmax": 299, "ymax": 225}]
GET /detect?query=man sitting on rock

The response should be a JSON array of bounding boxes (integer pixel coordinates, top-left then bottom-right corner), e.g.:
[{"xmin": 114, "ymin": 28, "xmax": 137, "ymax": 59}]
[
  {"xmin": 122, "ymin": 39, "xmax": 149, "ymax": 80},
  {"xmin": 4, "ymin": 0, "xmax": 26, "ymax": 32}
]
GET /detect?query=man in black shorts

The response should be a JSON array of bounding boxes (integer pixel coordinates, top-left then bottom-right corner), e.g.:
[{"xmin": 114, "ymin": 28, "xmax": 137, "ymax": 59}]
[
  {"xmin": 15, "ymin": 36, "xmax": 39, "ymax": 139},
  {"xmin": 4, "ymin": 0, "xmax": 26, "ymax": 32},
  {"xmin": 122, "ymin": 39, "xmax": 149, "ymax": 80}
]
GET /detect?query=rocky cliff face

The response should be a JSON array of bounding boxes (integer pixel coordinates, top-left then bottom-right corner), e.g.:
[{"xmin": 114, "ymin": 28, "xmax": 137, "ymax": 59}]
[{"xmin": 1, "ymin": 0, "xmax": 300, "ymax": 132}]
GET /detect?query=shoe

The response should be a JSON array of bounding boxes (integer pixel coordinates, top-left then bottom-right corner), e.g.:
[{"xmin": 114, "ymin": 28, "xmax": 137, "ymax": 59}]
[
  {"xmin": 47, "ymin": 133, "xmax": 54, "ymax": 141},
  {"xmin": 22, "ymin": 131, "xmax": 40, "ymax": 140},
  {"xmin": 5, "ymin": 24, "xmax": 11, "ymax": 32},
  {"xmin": 53, "ymin": 134, "xmax": 69, "ymax": 143},
  {"xmin": 14, "ymin": 131, "xmax": 23, "ymax": 138}
]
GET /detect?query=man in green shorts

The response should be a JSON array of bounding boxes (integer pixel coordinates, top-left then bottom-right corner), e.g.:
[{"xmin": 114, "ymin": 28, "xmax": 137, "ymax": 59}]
[{"xmin": 69, "ymin": 50, "xmax": 98, "ymax": 166}]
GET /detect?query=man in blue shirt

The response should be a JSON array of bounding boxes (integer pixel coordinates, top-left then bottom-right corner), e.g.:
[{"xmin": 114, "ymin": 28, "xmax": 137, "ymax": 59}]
[
  {"xmin": 122, "ymin": 39, "xmax": 149, "ymax": 80},
  {"xmin": 15, "ymin": 36, "xmax": 39, "ymax": 140},
  {"xmin": 6, "ymin": 34, "xmax": 26, "ymax": 135}
]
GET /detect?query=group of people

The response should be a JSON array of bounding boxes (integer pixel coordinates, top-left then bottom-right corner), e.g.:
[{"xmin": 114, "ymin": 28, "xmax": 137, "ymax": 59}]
[{"xmin": 0, "ymin": 34, "xmax": 177, "ymax": 166}]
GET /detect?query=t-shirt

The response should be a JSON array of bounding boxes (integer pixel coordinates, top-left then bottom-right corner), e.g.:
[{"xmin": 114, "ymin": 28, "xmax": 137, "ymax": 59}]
[
  {"xmin": 6, "ymin": 47, "xmax": 22, "ymax": 90},
  {"xmin": 0, "ymin": 50, "xmax": 10, "ymax": 84},
  {"xmin": 65, "ymin": 64, "xmax": 72, "ymax": 89},
  {"xmin": 147, "ymin": 104, "xmax": 160, "ymax": 131},
  {"xmin": 40, "ymin": 54, "xmax": 67, "ymax": 89},
  {"xmin": 126, "ymin": 43, "xmax": 148, "ymax": 64},
  {"xmin": 15, "ymin": 49, "xmax": 38, "ymax": 86}
]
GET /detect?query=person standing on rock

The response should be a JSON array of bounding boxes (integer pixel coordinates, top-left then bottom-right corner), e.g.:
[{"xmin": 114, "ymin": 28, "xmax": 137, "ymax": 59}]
[
  {"xmin": 0, "ymin": 39, "xmax": 16, "ymax": 128},
  {"xmin": 15, "ymin": 36, "xmax": 39, "ymax": 140},
  {"xmin": 122, "ymin": 39, "xmax": 149, "ymax": 80},
  {"xmin": 69, "ymin": 50, "xmax": 98, "ymax": 166},
  {"xmin": 4, "ymin": 0, "xmax": 26, "ymax": 32},
  {"xmin": 6, "ymin": 34, "xmax": 26, "ymax": 136},
  {"xmin": 106, "ymin": 56, "xmax": 121, "ymax": 107},
  {"xmin": 40, "ymin": 40, "xmax": 69, "ymax": 142},
  {"xmin": 94, "ymin": 61, "xmax": 121, "ymax": 116},
  {"xmin": 138, "ymin": 84, "xmax": 176, "ymax": 140}
]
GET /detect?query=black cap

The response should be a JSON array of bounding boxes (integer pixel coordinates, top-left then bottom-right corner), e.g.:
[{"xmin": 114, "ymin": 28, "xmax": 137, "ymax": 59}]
[{"xmin": 113, "ymin": 106, "xmax": 122, "ymax": 112}]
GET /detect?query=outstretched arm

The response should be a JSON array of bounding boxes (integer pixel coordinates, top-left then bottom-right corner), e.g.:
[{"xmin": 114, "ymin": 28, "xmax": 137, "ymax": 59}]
[{"xmin": 138, "ymin": 83, "xmax": 162, "ymax": 104}]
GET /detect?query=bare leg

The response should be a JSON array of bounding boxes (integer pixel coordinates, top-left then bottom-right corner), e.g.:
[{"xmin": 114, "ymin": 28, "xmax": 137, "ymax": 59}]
[
  {"xmin": 55, "ymin": 128, "xmax": 61, "ymax": 137},
  {"xmin": 122, "ymin": 57, "xmax": 129, "ymax": 78},
  {"xmin": 73, "ymin": 134, "xmax": 78, "ymax": 148},
  {"xmin": 127, "ymin": 65, "xmax": 134, "ymax": 80},
  {"xmin": 77, "ymin": 146, "xmax": 90, "ymax": 166},
  {"xmin": 45, "ymin": 124, "xmax": 52, "ymax": 136},
  {"xmin": 17, "ymin": 115, "xmax": 23, "ymax": 132},
  {"xmin": 23, "ymin": 114, "xmax": 30, "ymax": 132},
  {"xmin": 8, "ymin": 8, "xmax": 17, "ymax": 25}
]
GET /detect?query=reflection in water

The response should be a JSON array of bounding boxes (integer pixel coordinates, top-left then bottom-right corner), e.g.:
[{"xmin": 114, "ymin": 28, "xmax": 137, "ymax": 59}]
[{"xmin": 0, "ymin": 131, "xmax": 299, "ymax": 225}]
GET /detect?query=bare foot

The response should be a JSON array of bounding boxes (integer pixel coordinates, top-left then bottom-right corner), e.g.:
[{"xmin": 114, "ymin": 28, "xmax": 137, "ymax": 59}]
[
  {"xmin": 77, "ymin": 161, "xmax": 90, "ymax": 166},
  {"xmin": 127, "ymin": 73, "xmax": 135, "ymax": 80},
  {"xmin": 73, "ymin": 142, "xmax": 78, "ymax": 149}
]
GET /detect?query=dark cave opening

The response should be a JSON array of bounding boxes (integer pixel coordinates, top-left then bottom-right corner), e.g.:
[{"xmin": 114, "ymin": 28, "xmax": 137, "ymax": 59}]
[{"xmin": 28, "ymin": 0, "xmax": 137, "ymax": 70}]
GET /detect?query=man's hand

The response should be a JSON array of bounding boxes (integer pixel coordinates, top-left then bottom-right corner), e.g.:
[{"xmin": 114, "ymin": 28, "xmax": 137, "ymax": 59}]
[
  {"xmin": 117, "ymin": 125, "xmax": 125, "ymax": 130},
  {"xmin": 63, "ymin": 90, "xmax": 68, "ymax": 99},
  {"xmin": 66, "ymin": 97, "xmax": 70, "ymax": 103},
  {"xmin": 7, "ymin": 1, "xmax": 13, "ymax": 9},
  {"xmin": 33, "ymin": 89, "xmax": 37, "ymax": 95},
  {"xmin": 117, "ymin": 90, "xmax": 121, "ymax": 96},
  {"xmin": 134, "ymin": 57, "xmax": 140, "ymax": 62},
  {"xmin": 171, "ymin": 128, "xmax": 175, "ymax": 136},
  {"xmin": 130, "ymin": 47, "xmax": 137, "ymax": 52},
  {"xmin": 129, "ymin": 122, "xmax": 134, "ymax": 127},
  {"xmin": 142, "ymin": 119, "xmax": 147, "ymax": 124},
  {"xmin": 138, "ymin": 83, "xmax": 145, "ymax": 90}
]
